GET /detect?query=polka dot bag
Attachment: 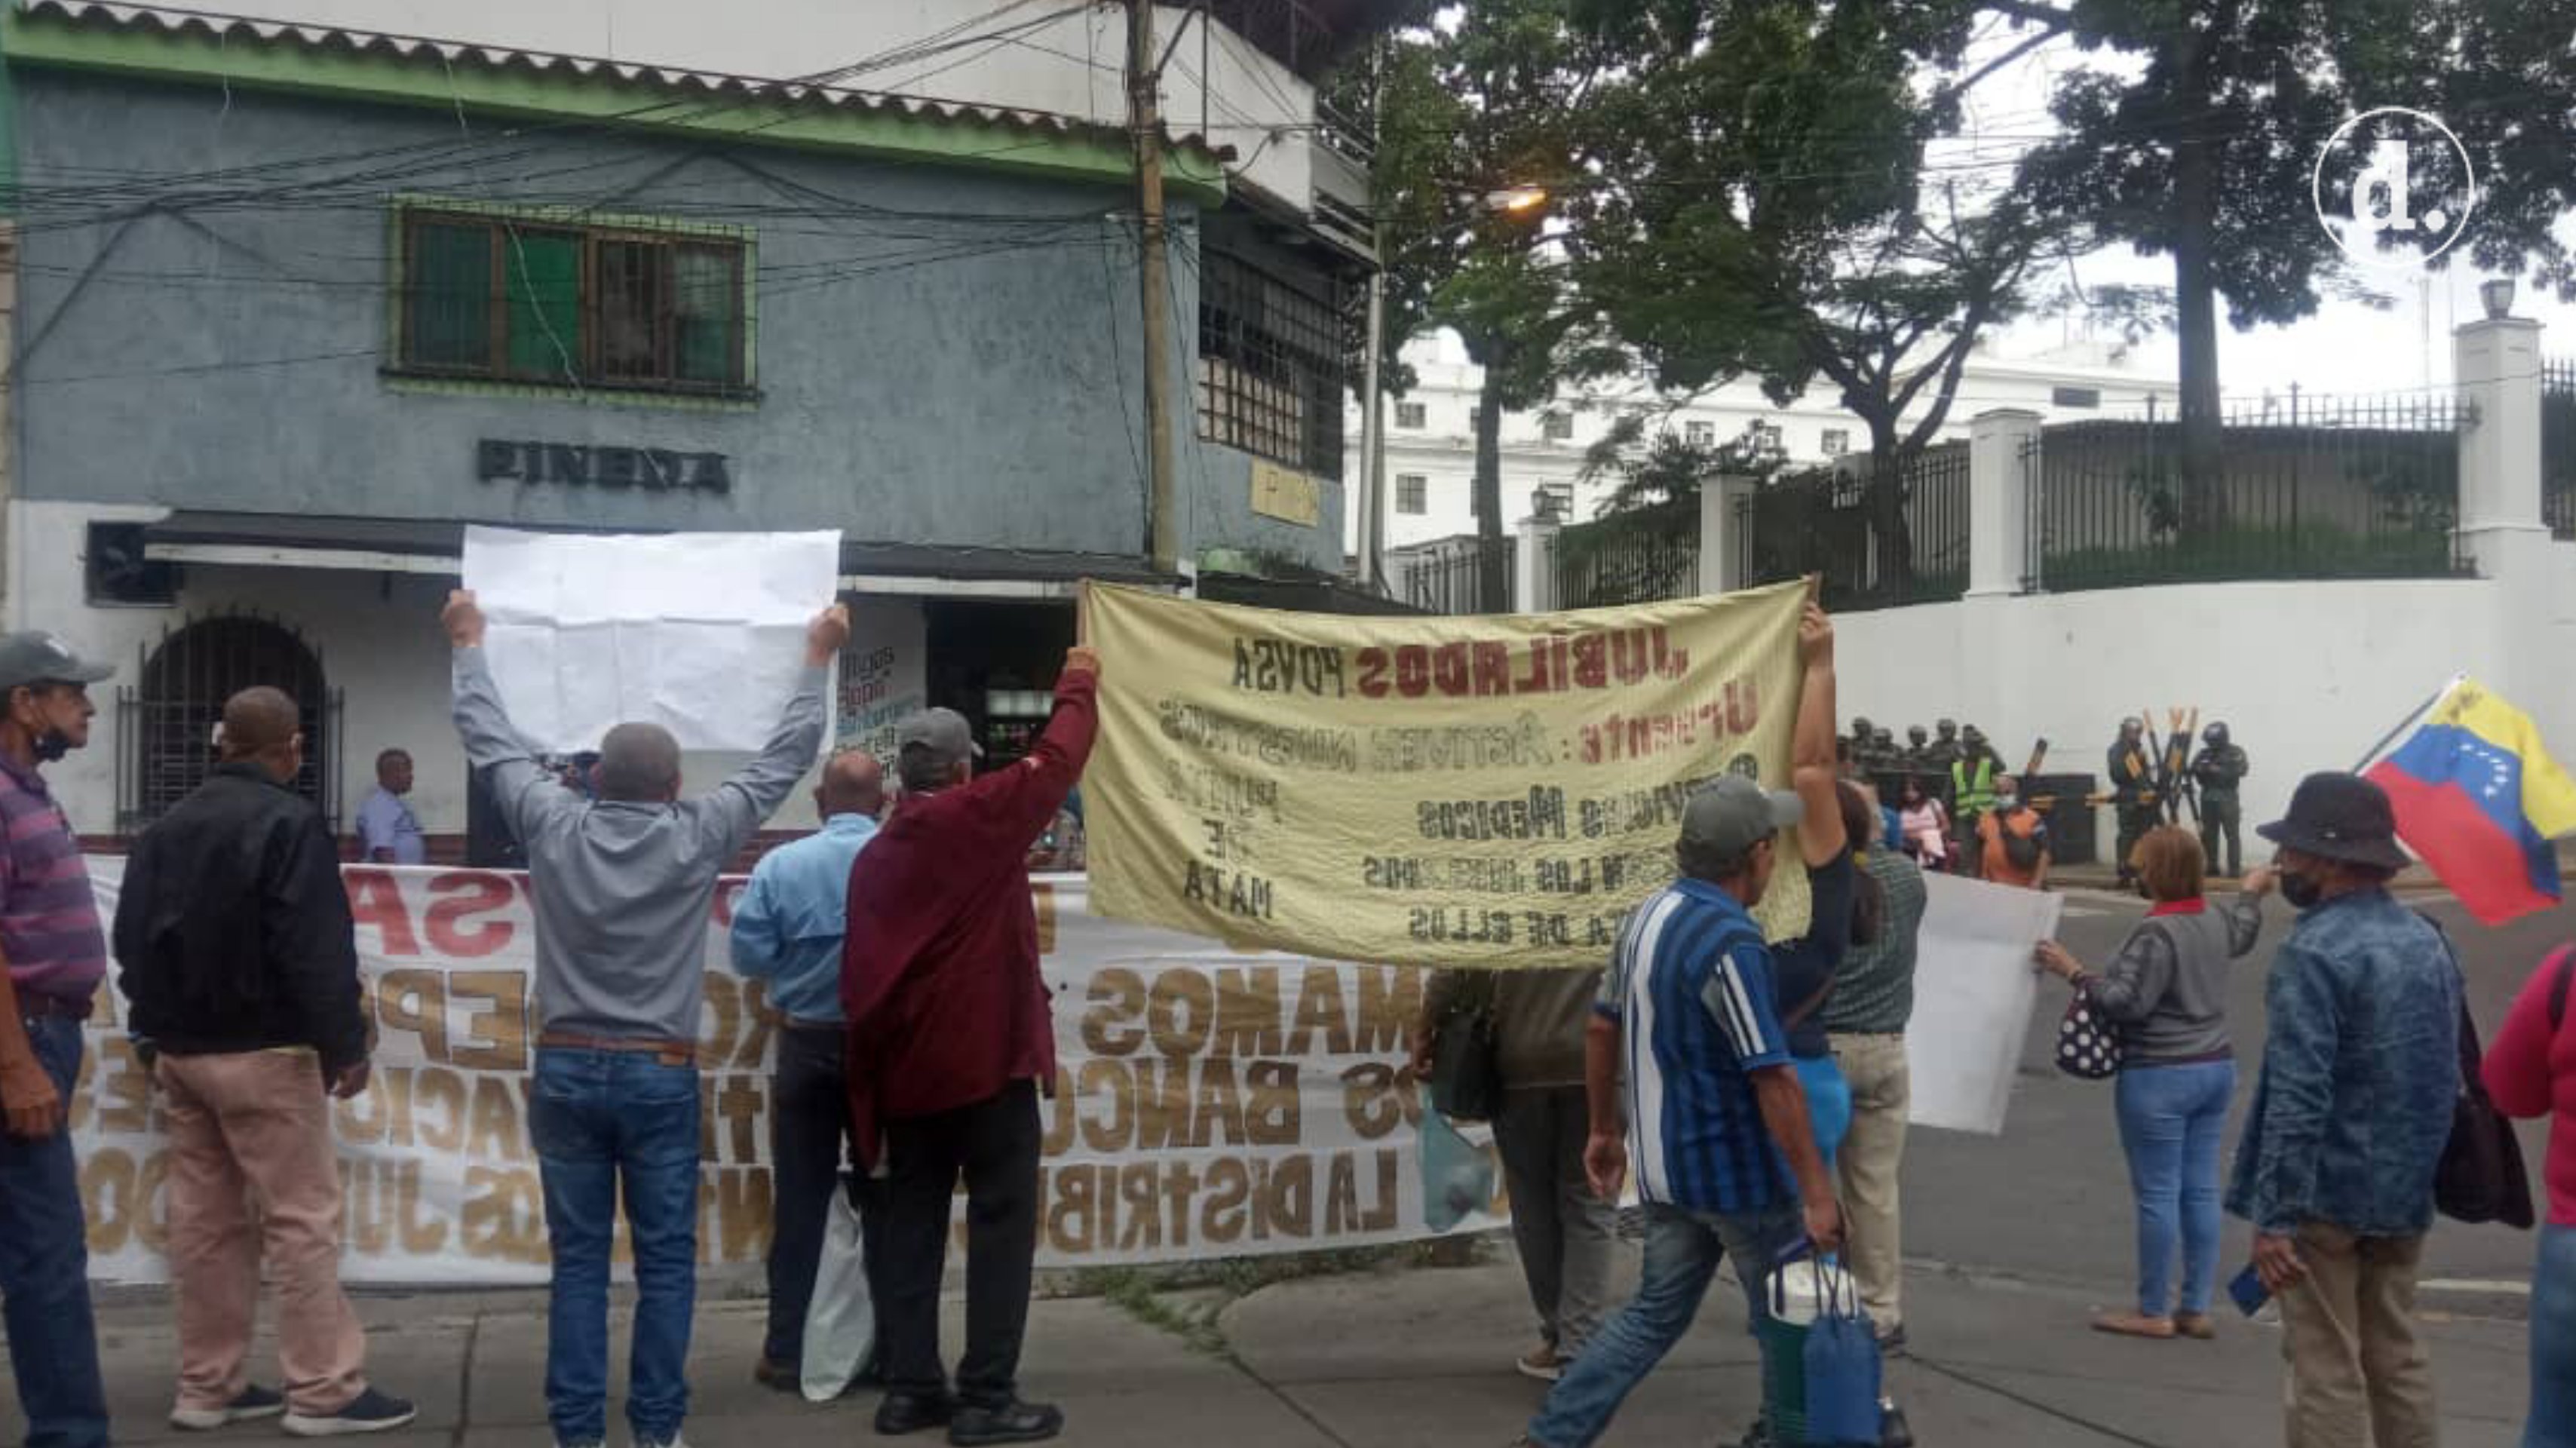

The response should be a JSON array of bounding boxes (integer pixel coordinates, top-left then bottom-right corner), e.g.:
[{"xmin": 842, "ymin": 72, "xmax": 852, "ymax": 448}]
[{"xmin": 2054, "ymin": 984, "xmax": 2124, "ymax": 1081}]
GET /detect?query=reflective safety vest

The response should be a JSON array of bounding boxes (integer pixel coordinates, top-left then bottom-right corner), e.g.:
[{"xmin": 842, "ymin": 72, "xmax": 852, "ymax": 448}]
[{"xmin": 1952, "ymin": 757, "xmax": 1997, "ymax": 816}]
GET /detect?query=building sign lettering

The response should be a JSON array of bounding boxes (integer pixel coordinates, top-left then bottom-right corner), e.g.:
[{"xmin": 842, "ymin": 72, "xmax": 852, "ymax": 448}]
[{"xmin": 477, "ymin": 440, "xmax": 731, "ymax": 493}]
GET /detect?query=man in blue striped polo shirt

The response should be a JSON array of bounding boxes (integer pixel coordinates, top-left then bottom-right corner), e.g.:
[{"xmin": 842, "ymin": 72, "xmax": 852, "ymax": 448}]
[{"xmin": 1523, "ymin": 603, "xmax": 1846, "ymax": 1448}]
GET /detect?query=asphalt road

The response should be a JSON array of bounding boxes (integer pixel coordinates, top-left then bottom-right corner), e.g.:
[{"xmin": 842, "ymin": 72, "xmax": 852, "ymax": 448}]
[{"xmin": 1902, "ymin": 885, "xmax": 2562, "ymax": 1308}]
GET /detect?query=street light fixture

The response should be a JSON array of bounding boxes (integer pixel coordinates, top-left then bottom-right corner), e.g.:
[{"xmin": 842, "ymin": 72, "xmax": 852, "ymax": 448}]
[
  {"xmin": 1485, "ymin": 186, "xmax": 1549, "ymax": 215},
  {"xmin": 2480, "ymin": 276, "xmax": 2516, "ymax": 320}
]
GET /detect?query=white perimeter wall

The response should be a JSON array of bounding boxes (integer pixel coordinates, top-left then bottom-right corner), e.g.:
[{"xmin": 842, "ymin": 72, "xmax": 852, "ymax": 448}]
[{"xmin": 1834, "ymin": 570, "xmax": 2576, "ymax": 842}]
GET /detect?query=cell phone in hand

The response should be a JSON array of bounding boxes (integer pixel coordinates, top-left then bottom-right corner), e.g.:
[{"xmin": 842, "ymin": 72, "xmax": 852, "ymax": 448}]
[{"xmin": 2228, "ymin": 1262, "xmax": 2270, "ymax": 1317}]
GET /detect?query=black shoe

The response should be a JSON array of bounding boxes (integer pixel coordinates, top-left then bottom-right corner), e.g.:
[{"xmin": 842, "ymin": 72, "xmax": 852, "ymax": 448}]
[
  {"xmin": 947, "ymin": 1398, "xmax": 1063, "ymax": 1446},
  {"xmin": 876, "ymin": 1392, "xmax": 958, "ymax": 1437},
  {"xmin": 1880, "ymin": 1399, "xmax": 1916, "ymax": 1448},
  {"xmin": 171, "ymin": 1385, "xmax": 288, "ymax": 1431},
  {"xmin": 281, "ymin": 1388, "xmax": 418, "ymax": 1437},
  {"xmin": 755, "ymin": 1358, "xmax": 799, "ymax": 1394}
]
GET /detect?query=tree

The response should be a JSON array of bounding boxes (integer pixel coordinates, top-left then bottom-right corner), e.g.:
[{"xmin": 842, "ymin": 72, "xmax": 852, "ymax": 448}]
[
  {"xmin": 1569, "ymin": 0, "xmax": 2049, "ymax": 591},
  {"xmin": 1372, "ymin": 1, "xmax": 1618, "ymax": 608}
]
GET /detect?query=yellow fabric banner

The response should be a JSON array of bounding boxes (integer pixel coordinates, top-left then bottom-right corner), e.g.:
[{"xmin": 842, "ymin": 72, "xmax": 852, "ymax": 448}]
[{"xmin": 1084, "ymin": 580, "xmax": 1814, "ymax": 968}]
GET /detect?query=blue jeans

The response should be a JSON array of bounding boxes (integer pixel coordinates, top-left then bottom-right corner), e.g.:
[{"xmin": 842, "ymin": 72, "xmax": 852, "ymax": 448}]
[
  {"xmin": 2529, "ymin": 1223, "xmax": 2576, "ymax": 1448},
  {"xmin": 0, "ymin": 1016, "xmax": 106, "ymax": 1448},
  {"xmin": 1527, "ymin": 1201, "xmax": 1802, "ymax": 1448},
  {"xmin": 530, "ymin": 1049, "xmax": 701, "ymax": 1446},
  {"xmin": 2114, "ymin": 1058, "xmax": 2235, "ymax": 1317},
  {"xmin": 1795, "ymin": 1054, "xmax": 1851, "ymax": 1175}
]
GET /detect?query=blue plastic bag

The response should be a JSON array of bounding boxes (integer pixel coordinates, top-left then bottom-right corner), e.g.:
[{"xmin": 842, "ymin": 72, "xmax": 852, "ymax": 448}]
[
  {"xmin": 1415, "ymin": 1081, "xmax": 1495, "ymax": 1233},
  {"xmin": 1800, "ymin": 1259, "xmax": 1883, "ymax": 1445}
]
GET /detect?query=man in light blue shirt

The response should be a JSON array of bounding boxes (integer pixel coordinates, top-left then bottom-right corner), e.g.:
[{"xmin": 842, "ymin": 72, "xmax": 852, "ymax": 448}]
[
  {"xmin": 731, "ymin": 749, "xmax": 886, "ymax": 1391},
  {"xmin": 354, "ymin": 750, "xmax": 426, "ymax": 865}
]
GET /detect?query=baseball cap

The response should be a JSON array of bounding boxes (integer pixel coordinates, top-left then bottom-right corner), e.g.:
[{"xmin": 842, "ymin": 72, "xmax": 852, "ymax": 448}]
[
  {"xmin": 1679, "ymin": 775, "xmax": 1804, "ymax": 857},
  {"xmin": 0, "ymin": 632, "xmax": 113, "ymax": 694},
  {"xmin": 894, "ymin": 707, "xmax": 984, "ymax": 767}
]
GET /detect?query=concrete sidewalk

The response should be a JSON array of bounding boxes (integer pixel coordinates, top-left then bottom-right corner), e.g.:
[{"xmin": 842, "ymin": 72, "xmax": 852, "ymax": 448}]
[{"xmin": 8, "ymin": 1251, "xmax": 2531, "ymax": 1448}]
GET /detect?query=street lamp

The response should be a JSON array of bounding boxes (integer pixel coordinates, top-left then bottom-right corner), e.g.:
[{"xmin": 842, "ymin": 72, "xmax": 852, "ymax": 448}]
[
  {"xmin": 1486, "ymin": 186, "xmax": 1548, "ymax": 215},
  {"xmin": 2480, "ymin": 276, "xmax": 2516, "ymax": 320}
]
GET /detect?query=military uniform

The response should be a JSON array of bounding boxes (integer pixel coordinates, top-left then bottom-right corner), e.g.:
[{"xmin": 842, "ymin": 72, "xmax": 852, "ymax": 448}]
[
  {"xmin": 2191, "ymin": 726, "xmax": 2250, "ymax": 877},
  {"xmin": 2107, "ymin": 722, "xmax": 2159, "ymax": 887},
  {"xmin": 1924, "ymin": 720, "xmax": 1964, "ymax": 775}
]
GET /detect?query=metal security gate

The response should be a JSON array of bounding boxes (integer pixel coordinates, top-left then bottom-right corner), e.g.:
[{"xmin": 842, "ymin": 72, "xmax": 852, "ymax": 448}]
[{"xmin": 115, "ymin": 613, "xmax": 343, "ymax": 838}]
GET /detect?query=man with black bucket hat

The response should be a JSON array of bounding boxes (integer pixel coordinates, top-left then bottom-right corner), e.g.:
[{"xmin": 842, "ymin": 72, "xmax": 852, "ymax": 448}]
[{"xmin": 2228, "ymin": 772, "xmax": 2457, "ymax": 1448}]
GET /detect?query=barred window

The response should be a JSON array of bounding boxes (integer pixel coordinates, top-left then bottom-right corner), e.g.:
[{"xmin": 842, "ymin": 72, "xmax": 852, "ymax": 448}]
[
  {"xmin": 1543, "ymin": 412, "xmax": 1574, "ymax": 440},
  {"xmin": 1685, "ymin": 420, "xmax": 1716, "ymax": 446},
  {"xmin": 1396, "ymin": 474, "xmax": 1427, "ymax": 514},
  {"xmin": 1196, "ymin": 250, "xmax": 1346, "ymax": 480},
  {"xmin": 396, "ymin": 207, "xmax": 751, "ymax": 396},
  {"xmin": 1820, "ymin": 428, "xmax": 1851, "ymax": 456},
  {"xmin": 1397, "ymin": 401, "xmax": 1427, "ymax": 430}
]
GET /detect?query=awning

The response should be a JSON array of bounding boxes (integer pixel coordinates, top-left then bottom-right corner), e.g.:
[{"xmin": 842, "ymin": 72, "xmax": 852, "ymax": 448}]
[{"xmin": 140, "ymin": 511, "xmax": 1179, "ymax": 597}]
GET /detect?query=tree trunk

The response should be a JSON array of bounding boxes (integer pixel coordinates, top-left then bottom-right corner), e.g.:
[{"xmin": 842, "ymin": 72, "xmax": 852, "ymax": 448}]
[
  {"xmin": 1865, "ymin": 416, "xmax": 1914, "ymax": 597},
  {"xmin": 2171, "ymin": 67, "xmax": 2226, "ymax": 533},
  {"xmin": 1474, "ymin": 367, "xmax": 1508, "ymax": 611}
]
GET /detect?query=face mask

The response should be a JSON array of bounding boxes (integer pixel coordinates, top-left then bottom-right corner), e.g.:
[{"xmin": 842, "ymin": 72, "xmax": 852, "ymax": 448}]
[
  {"xmin": 30, "ymin": 732, "xmax": 68, "ymax": 763},
  {"xmin": 2280, "ymin": 869, "xmax": 2325, "ymax": 910},
  {"xmin": 1995, "ymin": 793, "xmax": 2019, "ymax": 810}
]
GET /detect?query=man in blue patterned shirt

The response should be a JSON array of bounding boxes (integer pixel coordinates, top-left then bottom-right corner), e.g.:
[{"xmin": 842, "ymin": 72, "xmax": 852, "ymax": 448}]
[
  {"xmin": 1521, "ymin": 603, "xmax": 1845, "ymax": 1448},
  {"xmin": 2230, "ymin": 772, "xmax": 2457, "ymax": 1448}
]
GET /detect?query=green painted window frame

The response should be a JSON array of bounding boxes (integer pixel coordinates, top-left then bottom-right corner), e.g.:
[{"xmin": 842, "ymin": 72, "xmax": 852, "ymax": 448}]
[{"xmin": 385, "ymin": 198, "xmax": 759, "ymax": 403}]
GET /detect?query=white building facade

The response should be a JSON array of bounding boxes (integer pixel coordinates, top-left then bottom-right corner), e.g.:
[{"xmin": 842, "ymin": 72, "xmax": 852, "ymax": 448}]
[{"xmin": 1352, "ymin": 332, "xmax": 2183, "ymax": 554}]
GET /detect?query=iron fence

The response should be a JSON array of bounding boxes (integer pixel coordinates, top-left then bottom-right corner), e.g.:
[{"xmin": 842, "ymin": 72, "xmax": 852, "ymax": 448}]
[
  {"xmin": 1551, "ymin": 499, "xmax": 1700, "ymax": 609},
  {"xmin": 2547, "ymin": 357, "xmax": 2576, "ymax": 539},
  {"xmin": 2021, "ymin": 396, "xmax": 2470, "ymax": 593},
  {"xmin": 1734, "ymin": 443, "xmax": 1971, "ymax": 610},
  {"xmin": 1395, "ymin": 536, "xmax": 1517, "ymax": 615}
]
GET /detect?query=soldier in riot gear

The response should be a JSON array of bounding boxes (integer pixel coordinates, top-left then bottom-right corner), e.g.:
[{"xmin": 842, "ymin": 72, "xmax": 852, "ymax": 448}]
[
  {"xmin": 1923, "ymin": 719, "xmax": 1963, "ymax": 775},
  {"xmin": 1903, "ymin": 724, "xmax": 1934, "ymax": 773},
  {"xmin": 2108, "ymin": 716, "xmax": 2160, "ymax": 890},
  {"xmin": 2190, "ymin": 722, "xmax": 2250, "ymax": 877}
]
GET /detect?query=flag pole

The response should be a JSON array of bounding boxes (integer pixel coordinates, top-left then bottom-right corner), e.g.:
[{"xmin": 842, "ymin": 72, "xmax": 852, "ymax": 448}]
[{"xmin": 2351, "ymin": 674, "xmax": 2467, "ymax": 773}]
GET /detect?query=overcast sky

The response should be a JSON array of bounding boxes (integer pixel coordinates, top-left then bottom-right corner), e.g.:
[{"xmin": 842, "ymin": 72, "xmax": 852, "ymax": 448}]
[{"xmin": 1937, "ymin": 23, "xmax": 2576, "ymax": 410}]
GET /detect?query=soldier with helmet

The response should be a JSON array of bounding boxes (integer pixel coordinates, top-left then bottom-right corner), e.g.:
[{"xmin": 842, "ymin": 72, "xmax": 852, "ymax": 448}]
[
  {"xmin": 2190, "ymin": 722, "xmax": 2251, "ymax": 876},
  {"xmin": 1903, "ymin": 724, "xmax": 1934, "ymax": 775},
  {"xmin": 2108, "ymin": 716, "xmax": 2160, "ymax": 891},
  {"xmin": 1925, "ymin": 719, "xmax": 1964, "ymax": 775}
]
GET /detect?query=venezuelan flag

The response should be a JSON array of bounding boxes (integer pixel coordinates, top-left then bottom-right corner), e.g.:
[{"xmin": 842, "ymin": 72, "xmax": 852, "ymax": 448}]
[{"xmin": 2365, "ymin": 679, "xmax": 2576, "ymax": 924}]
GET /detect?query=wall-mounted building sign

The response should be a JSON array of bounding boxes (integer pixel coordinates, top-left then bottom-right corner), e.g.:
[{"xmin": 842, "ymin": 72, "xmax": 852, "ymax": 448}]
[
  {"xmin": 477, "ymin": 440, "xmax": 731, "ymax": 493},
  {"xmin": 1249, "ymin": 459, "xmax": 1321, "ymax": 527}
]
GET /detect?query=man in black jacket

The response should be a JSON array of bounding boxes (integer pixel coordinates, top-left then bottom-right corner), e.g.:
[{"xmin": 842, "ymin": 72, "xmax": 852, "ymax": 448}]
[{"xmin": 113, "ymin": 688, "xmax": 415, "ymax": 1437}]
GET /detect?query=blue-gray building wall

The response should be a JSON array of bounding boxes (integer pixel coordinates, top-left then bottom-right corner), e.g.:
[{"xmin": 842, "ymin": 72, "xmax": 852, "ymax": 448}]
[{"xmin": 10, "ymin": 69, "xmax": 1343, "ymax": 571}]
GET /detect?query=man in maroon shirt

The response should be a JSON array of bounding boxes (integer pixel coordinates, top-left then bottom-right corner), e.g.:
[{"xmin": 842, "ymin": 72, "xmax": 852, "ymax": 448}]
[{"xmin": 844, "ymin": 644, "xmax": 1096, "ymax": 1445}]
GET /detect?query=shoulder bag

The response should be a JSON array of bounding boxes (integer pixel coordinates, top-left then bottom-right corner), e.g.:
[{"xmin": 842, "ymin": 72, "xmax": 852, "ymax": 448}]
[
  {"xmin": 2053, "ymin": 920, "xmax": 2173, "ymax": 1082},
  {"xmin": 2427, "ymin": 918, "xmax": 2536, "ymax": 1229},
  {"xmin": 1427, "ymin": 971, "xmax": 1504, "ymax": 1124}
]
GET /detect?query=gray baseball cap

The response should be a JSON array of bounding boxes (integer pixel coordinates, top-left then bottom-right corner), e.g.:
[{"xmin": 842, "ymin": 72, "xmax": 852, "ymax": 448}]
[
  {"xmin": 894, "ymin": 707, "xmax": 984, "ymax": 767},
  {"xmin": 1679, "ymin": 775, "xmax": 1803, "ymax": 857},
  {"xmin": 0, "ymin": 632, "xmax": 113, "ymax": 694}
]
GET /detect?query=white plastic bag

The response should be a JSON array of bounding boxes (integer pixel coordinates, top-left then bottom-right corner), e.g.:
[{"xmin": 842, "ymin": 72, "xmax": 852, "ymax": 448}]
[
  {"xmin": 1416, "ymin": 1082, "xmax": 1497, "ymax": 1234},
  {"xmin": 799, "ymin": 1180, "xmax": 875, "ymax": 1402}
]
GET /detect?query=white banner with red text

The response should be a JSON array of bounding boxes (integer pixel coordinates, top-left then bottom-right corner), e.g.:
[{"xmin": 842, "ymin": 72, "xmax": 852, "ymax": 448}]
[{"xmin": 69, "ymin": 862, "xmax": 1504, "ymax": 1285}]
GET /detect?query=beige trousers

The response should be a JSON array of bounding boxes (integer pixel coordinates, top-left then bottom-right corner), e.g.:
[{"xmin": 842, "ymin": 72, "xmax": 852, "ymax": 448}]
[
  {"xmin": 2275, "ymin": 1223, "xmax": 2439, "ymax": 1448},
  {"xmin": 1828, "ymin": 1032, "xmax": 1910, "ymax": 1330},
  {"xmin": 157, "ymin": 1052, "xmax": 369, "ymax": 1416}
]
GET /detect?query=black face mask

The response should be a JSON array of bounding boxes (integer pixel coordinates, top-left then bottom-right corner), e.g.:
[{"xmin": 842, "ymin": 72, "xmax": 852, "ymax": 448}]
[
  {"xmin": 30, "ymin": 732, "xmax": 69, "ymax": 763},
  {"xmin": 2280, "ymin": 869, "xmax": 2325, "ymax": 910}
]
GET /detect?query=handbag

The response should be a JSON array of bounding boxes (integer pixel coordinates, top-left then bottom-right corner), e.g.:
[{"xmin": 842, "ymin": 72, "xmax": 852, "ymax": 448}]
[
  {"xmin": 1426, "ymin": 972, "xmax": 1503, "ymax": 1124},
  {"xmin": 1799, "ymin": 1261, "xmax": 1884, "ymax": 1446},
  {"xmin": 2054, "ymin": 983, "xmax": 2124, "ymax": 1081},
  {"xmin": 799, "ymin": 1175, "xmax": 877, "ymax": 1401},
  {"xmin": 2427, "ymin": 919, "xmax": 2535, "ymax": 1229}
]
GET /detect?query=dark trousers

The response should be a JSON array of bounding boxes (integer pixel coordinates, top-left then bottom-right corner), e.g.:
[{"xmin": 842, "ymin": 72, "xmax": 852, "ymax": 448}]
[
  {"xmin": 879, "ymin": 1079, "xmax": 1041, "ymax": 1406},
  {"xmin": 765, "ymin": 1024, "xmax": 888, "ymax": 1368},
  {"xmin": 2199, "ymin": 790, "xmax": 2243, "ymax": 878},
  {"xmin": 0, "ymin": 1016, "xmax": 107, "ymax": 1448},
  {"xmin": 2117, "ymin": 803, "xmax": 2160, "ymax": 879}
]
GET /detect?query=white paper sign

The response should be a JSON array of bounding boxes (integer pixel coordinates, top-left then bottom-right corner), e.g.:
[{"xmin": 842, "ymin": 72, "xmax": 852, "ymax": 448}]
[
  {"xmin": 1904, "ymin": 873, "xmax": 2064, "ymax": 1135},
  {"xmin": 462, "ymin": 526, "xmax": 842, "ymax": 752}
]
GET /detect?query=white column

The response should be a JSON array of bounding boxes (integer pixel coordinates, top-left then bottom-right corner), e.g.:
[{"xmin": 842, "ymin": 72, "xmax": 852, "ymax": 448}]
[
  {"xmin": 1968, "ymin": 409, "xmax": 2043, "ymax": 597},
  {"xmin": 2454, "ymin": 316, "xmax": 2548, "ymax": 573},
  {"xmin": 1699, "ymin": 474, "xmax": 1756, "ymax": 595},
  {"xmin": 1514, "ymin": 513, "xmax": 1559, "ymax": 614}
]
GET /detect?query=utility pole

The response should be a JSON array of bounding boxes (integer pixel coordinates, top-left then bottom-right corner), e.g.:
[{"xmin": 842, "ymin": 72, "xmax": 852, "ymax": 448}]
[{"xmin": 1126, "ymin": 0, "xmax": 1180, "ymax": 576}]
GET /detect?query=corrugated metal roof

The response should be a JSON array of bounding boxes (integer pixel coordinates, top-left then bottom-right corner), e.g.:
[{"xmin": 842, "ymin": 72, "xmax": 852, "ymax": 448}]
[{"xmin": 14, "ymin": 0, "xmax": 1231, "ymax": 164}]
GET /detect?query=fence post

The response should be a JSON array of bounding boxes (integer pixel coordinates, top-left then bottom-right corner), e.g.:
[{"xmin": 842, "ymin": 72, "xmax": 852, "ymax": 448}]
[
  {"xmin": 1700, "ymin": 473, "xmax": 1754, "ymax": 595},
  {"xmin": 1514, "ymin": 513, "xmax": 1559, "ymax": 614},
  {"xmin": 2454, "ymin": 314, "xmax": 2547, "ymax": 575},
  {"xmin": 1968, "ymin": 410, "xmax": 2043, "ymax": 597}
]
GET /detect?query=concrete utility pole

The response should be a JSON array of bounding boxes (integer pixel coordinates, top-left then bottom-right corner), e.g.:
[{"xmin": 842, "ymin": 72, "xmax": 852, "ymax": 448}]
[{"xmin": 1127, "ymin": 0, "xmax": 1181, "ymax": 575}]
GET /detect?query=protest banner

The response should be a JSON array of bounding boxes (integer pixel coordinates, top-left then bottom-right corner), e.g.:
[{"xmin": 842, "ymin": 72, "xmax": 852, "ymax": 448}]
[
  {"xmin": 1081, "ymin": 581, "xmax": 1814, "ymax": 968},
  {"xmin": 69, "ymin": 862, "xmax": 1501, "ymax": 1286},
  {"xmin": 1904, "ymin": 873, "xmax": 2063, "ymax": 1135}
]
